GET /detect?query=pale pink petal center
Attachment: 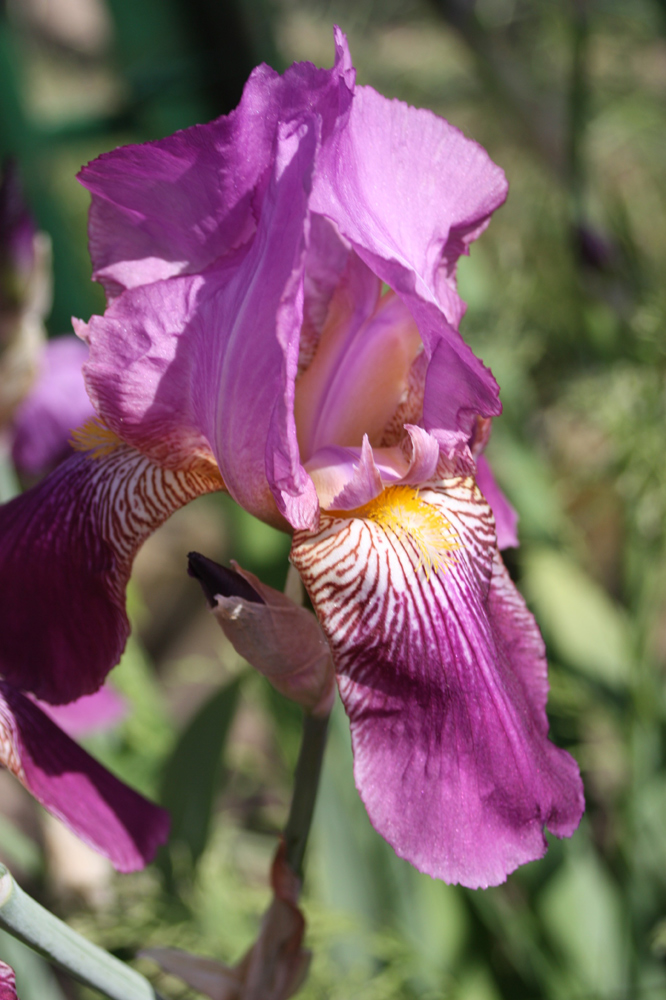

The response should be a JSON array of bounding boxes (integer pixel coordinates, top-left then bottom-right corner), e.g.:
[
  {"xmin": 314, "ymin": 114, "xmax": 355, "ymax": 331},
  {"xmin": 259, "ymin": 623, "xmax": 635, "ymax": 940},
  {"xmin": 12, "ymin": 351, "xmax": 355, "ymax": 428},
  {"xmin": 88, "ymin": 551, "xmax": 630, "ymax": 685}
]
[{"xmin": 294, "ymin": 254, "xmax": 422, "ymax": 463}]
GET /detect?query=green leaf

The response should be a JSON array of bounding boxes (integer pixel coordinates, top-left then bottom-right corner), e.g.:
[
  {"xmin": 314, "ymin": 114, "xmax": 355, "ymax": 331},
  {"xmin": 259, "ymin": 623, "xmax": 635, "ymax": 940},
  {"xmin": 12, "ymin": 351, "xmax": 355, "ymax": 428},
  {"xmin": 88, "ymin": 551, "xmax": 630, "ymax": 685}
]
[
  {"xmin": 538, "ymin": 844, "xmax": 628, "ymax": 996},
  {"xmin": 522, "ymin": 547, "xmax": 632, "ymax": 687},
  {"xmin": 159, "ymin": 678, "xmax": 241, "ymax": 874},
  {"xmin": 453, "ymin": 965, "xmax": 503, "ymax": 1000}
]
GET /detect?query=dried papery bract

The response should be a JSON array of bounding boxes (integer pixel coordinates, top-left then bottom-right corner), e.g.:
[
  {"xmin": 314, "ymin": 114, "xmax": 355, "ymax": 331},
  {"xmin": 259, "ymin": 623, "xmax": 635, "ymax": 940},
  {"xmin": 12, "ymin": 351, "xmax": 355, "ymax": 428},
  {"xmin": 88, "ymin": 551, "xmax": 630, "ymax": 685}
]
[{"xmin": 188, "ymin": 553, "xmax": 335, "ymax": 718}]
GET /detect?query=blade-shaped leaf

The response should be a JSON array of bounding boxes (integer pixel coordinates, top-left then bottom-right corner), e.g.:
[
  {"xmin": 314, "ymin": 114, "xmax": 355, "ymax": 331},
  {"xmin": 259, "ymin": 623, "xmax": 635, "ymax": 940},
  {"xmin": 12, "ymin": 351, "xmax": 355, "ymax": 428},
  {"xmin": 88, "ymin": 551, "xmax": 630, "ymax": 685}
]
[{"xmin": 160, "ymin": 678, "xmax": 241, "ymax": 876}]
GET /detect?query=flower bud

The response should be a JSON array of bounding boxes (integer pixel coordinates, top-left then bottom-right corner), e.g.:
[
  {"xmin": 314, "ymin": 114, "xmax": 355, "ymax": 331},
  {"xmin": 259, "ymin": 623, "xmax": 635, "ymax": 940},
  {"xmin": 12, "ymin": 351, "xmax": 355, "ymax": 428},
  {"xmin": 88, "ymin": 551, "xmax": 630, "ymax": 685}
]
[{"xmin": 188, "ymin": 553, "xmax": 335, "ymax": 717}]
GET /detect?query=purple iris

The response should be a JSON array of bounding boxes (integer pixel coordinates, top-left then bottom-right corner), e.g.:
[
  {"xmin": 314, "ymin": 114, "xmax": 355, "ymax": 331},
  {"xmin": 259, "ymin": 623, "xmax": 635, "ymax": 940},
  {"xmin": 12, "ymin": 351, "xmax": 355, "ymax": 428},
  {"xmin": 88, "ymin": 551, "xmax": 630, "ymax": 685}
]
[
  {"xmin": 0, "ymin": 29, "xmax": 583, "ymax": 887},
  {"xmin": 11, "ymin": 336, "xmax": 95, "ymax": 480}
]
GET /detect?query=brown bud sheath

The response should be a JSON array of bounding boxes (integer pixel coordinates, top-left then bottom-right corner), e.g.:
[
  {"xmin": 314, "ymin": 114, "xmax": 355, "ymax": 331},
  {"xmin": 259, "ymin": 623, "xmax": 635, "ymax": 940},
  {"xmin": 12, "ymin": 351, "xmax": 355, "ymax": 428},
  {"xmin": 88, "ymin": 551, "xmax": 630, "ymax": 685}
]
[
  {"xmin": 141, "ymin": 842, "xmax": 310, "ymax": 1000},
  {"xmin": 188, "ymin": 554, "xmax": 335, "ymax": 718}
]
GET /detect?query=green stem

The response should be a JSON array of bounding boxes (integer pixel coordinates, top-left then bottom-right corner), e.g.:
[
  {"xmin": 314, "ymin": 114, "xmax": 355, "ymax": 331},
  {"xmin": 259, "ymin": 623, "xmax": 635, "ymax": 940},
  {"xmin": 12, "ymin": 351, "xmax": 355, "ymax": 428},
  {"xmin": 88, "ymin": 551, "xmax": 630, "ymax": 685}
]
[
  {"xmin": 283, "ymin": 713, "xmax": 329, "ymax": 879},
  {"xmin": 0, "ymin": 865, "xmax": 164, "ymax": 1000}
]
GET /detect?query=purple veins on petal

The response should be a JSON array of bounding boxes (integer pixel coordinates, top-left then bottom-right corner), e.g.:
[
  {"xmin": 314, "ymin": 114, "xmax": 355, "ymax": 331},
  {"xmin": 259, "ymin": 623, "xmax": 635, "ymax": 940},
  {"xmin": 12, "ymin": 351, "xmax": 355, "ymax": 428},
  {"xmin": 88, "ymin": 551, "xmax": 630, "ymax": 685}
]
[
  {"xmin": 0, "ymin": 438, "xmax": 222, "ymax": 703},
  {"xmin": 292, "ymin": 477, "xmax": 584, "ymax": 888}
]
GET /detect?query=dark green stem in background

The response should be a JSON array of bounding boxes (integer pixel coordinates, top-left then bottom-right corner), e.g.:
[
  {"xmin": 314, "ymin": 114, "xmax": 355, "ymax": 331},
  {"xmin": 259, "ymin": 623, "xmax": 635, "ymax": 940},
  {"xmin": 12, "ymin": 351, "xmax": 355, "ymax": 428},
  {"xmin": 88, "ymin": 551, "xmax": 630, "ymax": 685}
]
[
  {"xmin": 283, "ymin": 713, "xmax": 329, "ymax": 879},
  {"xmin": 567, "ymin": 0, "xmax": 590, "ymax": 224}
]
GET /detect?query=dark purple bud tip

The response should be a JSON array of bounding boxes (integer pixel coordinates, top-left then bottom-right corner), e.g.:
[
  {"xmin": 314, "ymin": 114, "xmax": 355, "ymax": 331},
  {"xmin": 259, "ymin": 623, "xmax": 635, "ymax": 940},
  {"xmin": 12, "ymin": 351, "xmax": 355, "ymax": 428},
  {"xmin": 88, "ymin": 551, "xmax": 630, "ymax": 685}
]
[{"xmin": 187, "ymin": 551, "xmax": 265, "ymax": 607}]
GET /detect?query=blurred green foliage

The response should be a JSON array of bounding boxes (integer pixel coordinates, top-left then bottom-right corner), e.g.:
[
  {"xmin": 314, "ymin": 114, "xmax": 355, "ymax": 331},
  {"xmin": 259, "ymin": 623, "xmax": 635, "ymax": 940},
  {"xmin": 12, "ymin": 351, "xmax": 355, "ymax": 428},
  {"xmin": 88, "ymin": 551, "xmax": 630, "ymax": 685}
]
[{"xmin": 1, "ymin": 0, "xmax": 666, "ymax": 998}]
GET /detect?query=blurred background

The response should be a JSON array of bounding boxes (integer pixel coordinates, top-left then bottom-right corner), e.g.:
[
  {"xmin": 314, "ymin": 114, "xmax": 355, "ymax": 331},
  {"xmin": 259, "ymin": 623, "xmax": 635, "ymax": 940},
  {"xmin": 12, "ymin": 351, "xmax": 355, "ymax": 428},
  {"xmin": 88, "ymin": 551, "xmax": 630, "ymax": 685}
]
[{"xmin": 0, "ymin": 0, "xmax": 665, "ymax": 997}]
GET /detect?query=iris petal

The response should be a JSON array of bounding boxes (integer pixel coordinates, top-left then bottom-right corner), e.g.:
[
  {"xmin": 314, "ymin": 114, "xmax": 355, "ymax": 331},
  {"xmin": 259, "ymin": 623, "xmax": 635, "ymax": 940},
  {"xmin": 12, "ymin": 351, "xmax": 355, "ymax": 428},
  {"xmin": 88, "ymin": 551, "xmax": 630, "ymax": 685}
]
[
  {"xmin": 78, "ymin": 28, "xmax": 354, "ymax": 299},
  {"xmin": 0, "ymin": 437, "xmax": 222, "ymax": 703},
  {"xmin": 291, "ymin": 478, "xmax": 584, "ymax": 888},
  {"xmin": 0, "ymin": 684, "xmax": 168, "ymax": 871}
]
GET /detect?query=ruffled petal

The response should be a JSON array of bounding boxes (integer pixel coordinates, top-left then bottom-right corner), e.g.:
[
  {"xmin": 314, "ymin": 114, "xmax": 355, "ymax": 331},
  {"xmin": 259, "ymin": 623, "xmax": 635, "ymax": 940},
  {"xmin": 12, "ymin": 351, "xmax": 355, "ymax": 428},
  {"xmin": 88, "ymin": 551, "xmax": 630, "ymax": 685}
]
[
  {"xmin": 311, "ymin": 83, "xmax": 507, "ymax": 326},
  {"xmin": 476, "ymin": 454, "xmax": 519, "ymax": 550},
  {"xmin": 0, "ymin": 683, "xmax": 168, "ymax": 871},
  {"xmin": 79, "ymin": 29, "xmax": 354, "ymax": 298},
  {"xmin": 310, "ymin": 82, "xmax": 506, "ymax": 427},
  {"xmin": 0, "ymin": 436, "xmax": 222, "ymax": 703},
  {"xmin": 81, "ymin": 120, "xmax": 322, "ymax": 531},
  {"xmin": 423, "ymin": 333, "xmax": 501, "ymax": 436},
  {"xmin": 291, "ymin": 478, "xmax": 584, "ymax": 888},
  {"xmin": 77, "ymin": 268, "xmax": 237, "ymax": 471}
]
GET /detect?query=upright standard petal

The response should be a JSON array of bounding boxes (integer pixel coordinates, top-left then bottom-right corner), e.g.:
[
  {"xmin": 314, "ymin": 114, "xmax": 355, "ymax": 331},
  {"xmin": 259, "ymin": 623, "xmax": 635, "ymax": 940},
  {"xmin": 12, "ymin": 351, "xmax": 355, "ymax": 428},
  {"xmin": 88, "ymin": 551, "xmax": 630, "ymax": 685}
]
[
  {"xmin": 310, "ymin": 83, "xmax": 507, "ymax": 425},
  {"xmin": 82, "ymin": 121, "xmax": 322, "ymax": 531},
  {"xmin": 291, "ymin": 479, "xmax": 584, "ymax": 888},
  {"xmin": 311, "ymin": 84, "xmax": 507, "ymax": 326},
  {"xmin": 0, "ymin": 431, "xmax": 222, "ymax": 703},
  {"xmin": 0, "ymin": 683, "xmax": 168, "ymax": 871},
  {"xmin": 78, "ymin": 29, "xmax": 354, "ymax": 298}
]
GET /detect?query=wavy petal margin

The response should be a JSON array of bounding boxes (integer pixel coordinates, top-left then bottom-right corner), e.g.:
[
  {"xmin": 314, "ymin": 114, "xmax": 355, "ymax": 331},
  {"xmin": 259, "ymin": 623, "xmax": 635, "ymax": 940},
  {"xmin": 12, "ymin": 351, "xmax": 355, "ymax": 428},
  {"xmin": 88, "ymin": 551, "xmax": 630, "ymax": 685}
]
[
  {"xmin": 310, "ymin": 80, "xmax": 506, "ymax": 428},
  {"xmin": 0, "ymin": 683, "xmax": 168, "ymax": 871},
  {"xmin": 291, "ymin": 478, "xmax": 584, "ymax": 888},
  {"xmin": 0, "ymin": 435, "xmax": 222, "ymax": 703},
  {"xmin": 78, "ymin": 29, "xmax": 354, "ymax": 298}
]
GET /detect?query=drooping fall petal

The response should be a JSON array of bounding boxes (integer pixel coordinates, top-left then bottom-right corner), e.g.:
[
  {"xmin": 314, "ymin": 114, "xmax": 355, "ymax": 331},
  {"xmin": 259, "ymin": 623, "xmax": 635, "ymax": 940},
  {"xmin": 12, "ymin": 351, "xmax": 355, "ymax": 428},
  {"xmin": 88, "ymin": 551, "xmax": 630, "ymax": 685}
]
[
  {"xmin": 0, "ymin": 432, "xmax": 222, "ymax": 703},
  {"xmin": 0, "ymin": 683, "xmax": 168, "ymax": 871},
  {"xmin": 291, "ymin": 478, "xmax": 584, "ymax": 888},
  {"xmin": 34, "ymin": 684, "xmax": 126, "ymax": 738}
]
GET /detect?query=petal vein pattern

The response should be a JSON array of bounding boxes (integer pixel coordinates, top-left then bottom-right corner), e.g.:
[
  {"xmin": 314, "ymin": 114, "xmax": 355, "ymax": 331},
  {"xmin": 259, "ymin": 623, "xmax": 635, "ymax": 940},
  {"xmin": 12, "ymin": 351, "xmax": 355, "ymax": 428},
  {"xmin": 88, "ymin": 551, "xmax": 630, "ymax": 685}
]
[
  {"xmin": 0, "ymin": 440, "xmax": 223, "ymax": 703},
  {"xmin": 291, "ymin": 478, "xmax": 584, "ymax": 888}
]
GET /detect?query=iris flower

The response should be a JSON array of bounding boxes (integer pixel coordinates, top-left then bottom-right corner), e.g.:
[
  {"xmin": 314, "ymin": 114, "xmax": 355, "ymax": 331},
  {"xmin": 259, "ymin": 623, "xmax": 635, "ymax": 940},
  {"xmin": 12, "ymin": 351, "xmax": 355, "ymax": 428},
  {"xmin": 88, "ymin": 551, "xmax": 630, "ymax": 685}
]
[{"xmin": 0, "ymin": 30, "xmax": 583, "ymax": 888}]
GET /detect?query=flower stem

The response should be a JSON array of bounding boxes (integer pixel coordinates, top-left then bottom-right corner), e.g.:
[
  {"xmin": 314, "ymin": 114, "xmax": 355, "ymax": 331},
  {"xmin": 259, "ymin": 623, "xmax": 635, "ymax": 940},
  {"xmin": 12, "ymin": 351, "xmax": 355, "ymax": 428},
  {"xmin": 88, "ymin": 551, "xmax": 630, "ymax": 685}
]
[
  {"xmin": 283, "ymin": 712, "xmax": 329, "ymax": 879},
  {"xmin": 0, "ymin": 864, "xmax": 164, "ymax": 1000}
]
